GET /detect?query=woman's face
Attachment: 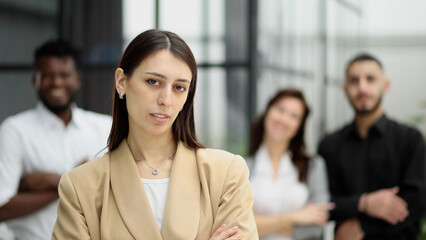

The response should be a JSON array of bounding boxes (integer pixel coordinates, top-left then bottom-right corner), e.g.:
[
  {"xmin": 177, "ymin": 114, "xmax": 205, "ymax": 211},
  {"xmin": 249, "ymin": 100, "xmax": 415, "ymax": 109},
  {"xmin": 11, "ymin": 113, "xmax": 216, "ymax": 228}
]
[
  {"xmin": 264, "ymin": 97, "xmax": 305, "ymax": 143},
  {"xmin": 116, "ymin": 49, "xmax": 192, "ymax": 137}
]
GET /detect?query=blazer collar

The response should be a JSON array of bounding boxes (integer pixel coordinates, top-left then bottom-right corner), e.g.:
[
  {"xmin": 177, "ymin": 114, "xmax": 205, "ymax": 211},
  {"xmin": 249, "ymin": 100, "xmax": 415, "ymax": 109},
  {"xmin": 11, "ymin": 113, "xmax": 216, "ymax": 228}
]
[
  {"xmin": 110, "ymin": 140, "xmax": 200, "ymax": 239},
  {"xmin": 161, "ymin": 141, "xmax": 200, "ymax": 239}
]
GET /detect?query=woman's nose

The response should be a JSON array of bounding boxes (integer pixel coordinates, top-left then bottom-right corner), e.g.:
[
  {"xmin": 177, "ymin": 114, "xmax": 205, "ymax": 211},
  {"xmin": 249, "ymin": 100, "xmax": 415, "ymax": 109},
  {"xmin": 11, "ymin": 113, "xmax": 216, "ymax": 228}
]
[{"xmin": 158, "ymin": 87, "xmax": 172, "ymax": 106}]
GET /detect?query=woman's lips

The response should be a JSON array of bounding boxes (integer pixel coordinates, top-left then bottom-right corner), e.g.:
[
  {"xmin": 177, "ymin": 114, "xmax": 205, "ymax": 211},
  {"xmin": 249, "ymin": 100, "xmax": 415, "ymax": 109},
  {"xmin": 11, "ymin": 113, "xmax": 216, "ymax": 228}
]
[{"xmin": 150, "ymin": 113, "xmax": 170, "ymax": 122}]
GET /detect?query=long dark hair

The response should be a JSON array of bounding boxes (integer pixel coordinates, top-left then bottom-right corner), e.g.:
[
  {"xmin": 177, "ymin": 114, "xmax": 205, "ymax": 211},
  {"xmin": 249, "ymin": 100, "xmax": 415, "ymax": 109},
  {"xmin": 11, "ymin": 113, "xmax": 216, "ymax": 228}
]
[
  {"xmin": 108, "ymin": 29, "xmax": 204, "ymax": 151},
  {"xmin": 249, "ymin": 88, "xmax": 311, "ymax": 182}
]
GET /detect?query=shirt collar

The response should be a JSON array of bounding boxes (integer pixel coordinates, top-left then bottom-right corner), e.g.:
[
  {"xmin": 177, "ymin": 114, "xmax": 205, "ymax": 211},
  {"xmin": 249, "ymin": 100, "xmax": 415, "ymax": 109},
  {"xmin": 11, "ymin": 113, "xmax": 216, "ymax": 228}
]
[
  {"xmin": 347, "ymin": 113, "xmax": 388, "ymax": 138},
  {"xmin": 36, "ymin": 102, "xmax": 82, "ymax": 129},
  {"xmin": 254, "ymin": 144, "xmax": 292, "ymax": 174},
  {"xmin": 371, "ymin": 114, "xmax": 388, "ymax": 135}
]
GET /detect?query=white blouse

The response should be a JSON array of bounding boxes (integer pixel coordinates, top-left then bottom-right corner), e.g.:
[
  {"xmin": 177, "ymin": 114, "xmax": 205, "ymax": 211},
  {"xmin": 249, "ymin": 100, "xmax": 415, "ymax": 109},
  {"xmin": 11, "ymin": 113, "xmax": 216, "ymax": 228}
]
[
  {"xmin": 141, "ymin": 178, "xmax": 170, "ymax": 231},
  {"xmin": 250, "ymin": 146, "xmax": 308, "ymax": 240}
]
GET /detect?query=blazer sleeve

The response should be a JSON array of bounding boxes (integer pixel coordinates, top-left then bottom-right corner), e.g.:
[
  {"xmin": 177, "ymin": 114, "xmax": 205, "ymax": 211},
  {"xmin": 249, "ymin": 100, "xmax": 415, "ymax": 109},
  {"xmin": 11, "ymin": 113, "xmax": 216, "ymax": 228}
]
[
  {"xmin": 214, "ymin": 155, "xmax": 259, "ymax": 239},
  {"xmin": 52, "ymin": 172, "xmax": 91, "ymax": 240}
]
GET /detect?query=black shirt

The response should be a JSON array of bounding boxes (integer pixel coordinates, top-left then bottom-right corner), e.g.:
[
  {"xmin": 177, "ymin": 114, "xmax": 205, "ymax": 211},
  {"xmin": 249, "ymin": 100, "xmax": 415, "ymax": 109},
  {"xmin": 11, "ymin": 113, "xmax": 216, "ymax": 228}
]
[{"xmin": 318, "ymin": 114, "xmax": 425, "ymax": 239}]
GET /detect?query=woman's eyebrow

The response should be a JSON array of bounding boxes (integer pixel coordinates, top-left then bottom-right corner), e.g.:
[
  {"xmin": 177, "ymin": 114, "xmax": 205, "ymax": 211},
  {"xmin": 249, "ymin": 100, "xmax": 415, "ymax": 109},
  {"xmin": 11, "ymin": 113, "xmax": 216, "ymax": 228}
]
[
  {"xmin": 145, "ymin": 71, "xmax": 191, "ymax": 83},
  {"xmin": 176, "ymin": 79, "xmax": 190, "ymax": 83},
  {"xmin": 145, "ymin": 71, "xmax": 166, "ymax": 79}
]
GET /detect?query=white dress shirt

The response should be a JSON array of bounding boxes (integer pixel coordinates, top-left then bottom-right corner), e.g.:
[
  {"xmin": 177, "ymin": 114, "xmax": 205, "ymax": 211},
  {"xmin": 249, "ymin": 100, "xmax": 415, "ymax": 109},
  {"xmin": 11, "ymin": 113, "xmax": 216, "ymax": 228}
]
[
  {"xmin": 0, "ymin": 102, "xmax": 111, "ymax": 240},
  {"xmin": 250, "ymin": 145, "xmax": 309, "ymax": 240}
]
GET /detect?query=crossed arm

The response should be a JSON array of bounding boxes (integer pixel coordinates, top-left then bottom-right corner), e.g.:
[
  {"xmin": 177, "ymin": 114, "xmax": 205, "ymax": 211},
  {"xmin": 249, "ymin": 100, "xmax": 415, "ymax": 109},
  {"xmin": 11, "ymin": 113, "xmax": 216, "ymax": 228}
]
[
  {"xmin": 0, "ymin": 173, "xmax": 60, "ymax": 221},
  {"xmin": 320, "ymin": 130, "xmax": 425, "ymax": 239},
  {"xmin": 0, "ymin": 160, "xmax": 88, "ymax": 222}
]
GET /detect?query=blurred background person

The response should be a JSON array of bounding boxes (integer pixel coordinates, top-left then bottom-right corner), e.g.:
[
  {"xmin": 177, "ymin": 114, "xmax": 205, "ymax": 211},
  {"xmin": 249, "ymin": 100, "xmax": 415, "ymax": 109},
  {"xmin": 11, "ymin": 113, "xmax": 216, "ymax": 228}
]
[
  {"xmin": 0, "ymin": 40, "xmax": 111, "ymax": 240},
  {"xmin": 247, "ymin": 89, "xmax": 332, "ymax": 240},
  {"xmin": 318, "ymin": 53, "xmax": 425, "ymax": 240}
]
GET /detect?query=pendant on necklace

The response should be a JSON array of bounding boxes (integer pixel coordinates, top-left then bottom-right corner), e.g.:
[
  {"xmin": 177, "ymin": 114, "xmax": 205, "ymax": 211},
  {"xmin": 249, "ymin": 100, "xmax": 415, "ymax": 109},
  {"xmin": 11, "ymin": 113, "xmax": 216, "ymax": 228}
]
[{"xmin": 152, "ymin": 169, "xmax": 159, "ymax": 175}]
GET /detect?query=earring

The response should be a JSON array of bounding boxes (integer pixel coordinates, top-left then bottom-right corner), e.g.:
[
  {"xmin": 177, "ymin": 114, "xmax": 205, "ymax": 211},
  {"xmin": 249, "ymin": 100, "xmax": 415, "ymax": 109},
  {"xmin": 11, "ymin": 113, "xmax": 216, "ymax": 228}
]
[{"xmin": 119, "ymin": 92, "xmax": 124, "ymax": 99}]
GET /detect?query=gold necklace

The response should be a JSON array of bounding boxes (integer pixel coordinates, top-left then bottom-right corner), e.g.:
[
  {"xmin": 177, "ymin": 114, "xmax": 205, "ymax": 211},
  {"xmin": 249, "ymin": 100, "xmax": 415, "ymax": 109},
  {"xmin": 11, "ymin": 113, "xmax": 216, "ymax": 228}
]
[{"xmin": 133, "ymin": 151, "xmax": 176, "ymax": 175}]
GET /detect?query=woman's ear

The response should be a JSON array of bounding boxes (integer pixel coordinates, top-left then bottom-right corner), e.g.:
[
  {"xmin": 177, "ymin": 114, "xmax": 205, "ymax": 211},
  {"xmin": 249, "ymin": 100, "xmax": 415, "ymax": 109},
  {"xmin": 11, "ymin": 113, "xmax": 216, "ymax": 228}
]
[{"xmin": 115, "ymin": 68, "xmax": 126, "ymax": 95}]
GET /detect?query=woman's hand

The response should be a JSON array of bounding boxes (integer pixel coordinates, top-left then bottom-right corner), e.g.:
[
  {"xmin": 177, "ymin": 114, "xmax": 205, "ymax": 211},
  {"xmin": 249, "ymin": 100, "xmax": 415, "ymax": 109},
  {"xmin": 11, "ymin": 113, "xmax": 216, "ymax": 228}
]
[
  {"xmin": 288, "ymin": 203, "xmax": 333, "ymax": 226},
  {"xmin": 209, "ymin": 224, "xmax": 241, "ymax": 240}
]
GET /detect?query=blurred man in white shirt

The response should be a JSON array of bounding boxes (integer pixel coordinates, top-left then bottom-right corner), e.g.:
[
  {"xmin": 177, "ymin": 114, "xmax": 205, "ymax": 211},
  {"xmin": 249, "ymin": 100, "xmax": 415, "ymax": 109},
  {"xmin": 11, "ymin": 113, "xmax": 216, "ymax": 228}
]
[{"xmin": 0, "ymin": 40, "xmax": 111, "ymax": 240}]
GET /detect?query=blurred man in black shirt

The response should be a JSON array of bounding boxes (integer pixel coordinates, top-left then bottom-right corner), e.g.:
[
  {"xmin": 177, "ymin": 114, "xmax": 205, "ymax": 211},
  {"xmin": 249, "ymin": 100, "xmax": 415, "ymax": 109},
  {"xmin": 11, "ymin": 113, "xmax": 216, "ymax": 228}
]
[{"xmin": 318, "ymin": 53, "xmax": 425, "ymax": 240}]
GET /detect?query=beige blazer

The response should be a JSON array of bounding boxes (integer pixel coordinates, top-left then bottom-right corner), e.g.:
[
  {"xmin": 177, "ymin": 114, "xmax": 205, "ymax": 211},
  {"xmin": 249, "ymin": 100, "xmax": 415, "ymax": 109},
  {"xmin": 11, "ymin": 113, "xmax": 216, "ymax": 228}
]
[{"xmin": 52, "ymin": 140, "xmax": 258, "ymax": 240}]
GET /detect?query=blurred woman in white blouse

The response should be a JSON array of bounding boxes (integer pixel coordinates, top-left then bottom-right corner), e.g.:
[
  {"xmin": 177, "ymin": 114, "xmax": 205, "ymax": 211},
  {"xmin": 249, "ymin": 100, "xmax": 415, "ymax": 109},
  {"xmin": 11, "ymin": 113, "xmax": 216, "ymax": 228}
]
[{"xmin": 246, "ymin": 88, "xmax": 333, "ymax": 240}]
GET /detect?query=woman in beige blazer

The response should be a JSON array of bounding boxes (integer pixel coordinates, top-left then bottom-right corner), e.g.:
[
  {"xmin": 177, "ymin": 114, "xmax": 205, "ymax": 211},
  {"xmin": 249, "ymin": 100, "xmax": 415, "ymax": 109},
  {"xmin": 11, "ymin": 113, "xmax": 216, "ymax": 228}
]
[{"xmin": 52, "ymin": 29, "xmax": 258, "ymax": 240}]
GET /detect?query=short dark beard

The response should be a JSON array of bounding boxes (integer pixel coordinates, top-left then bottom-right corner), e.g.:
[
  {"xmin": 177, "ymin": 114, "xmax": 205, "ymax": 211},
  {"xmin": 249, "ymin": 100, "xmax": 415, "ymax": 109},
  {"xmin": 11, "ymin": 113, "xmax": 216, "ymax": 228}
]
[
  {"xmin": 352, "ymin": 95, "xmax": 382, "ymax": 116},
  {"xmin": 39, "ymin": 94, "xmax": 75, "ymax": 114}
]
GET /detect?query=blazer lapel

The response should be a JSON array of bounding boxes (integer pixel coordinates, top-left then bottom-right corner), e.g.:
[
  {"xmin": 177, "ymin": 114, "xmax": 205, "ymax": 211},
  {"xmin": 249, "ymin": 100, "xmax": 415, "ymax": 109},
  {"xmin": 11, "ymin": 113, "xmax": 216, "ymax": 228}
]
[
  {"xmin": 161, "ymin": 142, "xmax": 201, "ymax": 239},
  {"xmin": 110, "ymin": 140, "xmax": 162, "ymax": 240}
]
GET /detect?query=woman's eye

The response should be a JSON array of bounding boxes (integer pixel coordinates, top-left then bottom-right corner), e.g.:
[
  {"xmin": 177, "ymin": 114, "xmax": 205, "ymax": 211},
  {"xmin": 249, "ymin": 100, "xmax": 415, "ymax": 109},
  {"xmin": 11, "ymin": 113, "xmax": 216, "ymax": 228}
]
[
  {"xmin": 290, "ymin": 114, "xmax": 301, "ymax": 121},
  {"xmin": 175, "ymin": 85, "xmax": 187, "ymax": 92},
  {"xmin": 147, "ymin": 79, "xmax": 159, "ymax": 86},
  {"xmin": 275, "ymin": 106, "xmax": 284, "ymax": 113}
]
